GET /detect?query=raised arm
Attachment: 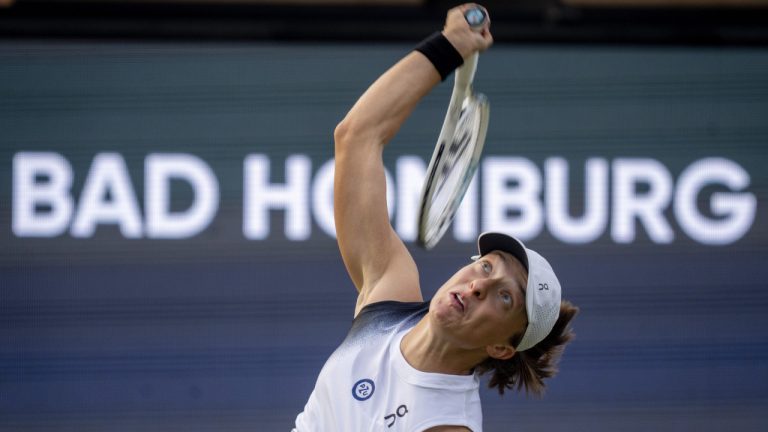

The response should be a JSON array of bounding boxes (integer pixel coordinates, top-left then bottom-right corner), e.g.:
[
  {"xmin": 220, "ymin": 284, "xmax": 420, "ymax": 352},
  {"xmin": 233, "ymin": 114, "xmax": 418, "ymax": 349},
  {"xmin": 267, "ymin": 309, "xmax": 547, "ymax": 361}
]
[{"xmin": 334, "ymin": 4, "xmax": 493, "ymax": 316}]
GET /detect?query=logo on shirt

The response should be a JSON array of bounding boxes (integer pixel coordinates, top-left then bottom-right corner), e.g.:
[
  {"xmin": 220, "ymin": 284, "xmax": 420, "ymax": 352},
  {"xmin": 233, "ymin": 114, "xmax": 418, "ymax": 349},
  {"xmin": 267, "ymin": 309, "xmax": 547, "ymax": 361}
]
[
  {"xmin": 352, "ymin": 378, "xmax": 375, "ymax": 401},
  {"xmin": 385, "ymin": 404, "xmax": 409, "ymax": 428}
]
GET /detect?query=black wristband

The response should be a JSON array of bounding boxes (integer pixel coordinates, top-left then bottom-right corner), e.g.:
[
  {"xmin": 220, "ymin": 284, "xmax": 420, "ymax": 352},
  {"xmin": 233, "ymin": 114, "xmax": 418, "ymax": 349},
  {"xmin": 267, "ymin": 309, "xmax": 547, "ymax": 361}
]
[{"xmin": 414, "ymin": 31, "xmax": 464, "ymax": 81}]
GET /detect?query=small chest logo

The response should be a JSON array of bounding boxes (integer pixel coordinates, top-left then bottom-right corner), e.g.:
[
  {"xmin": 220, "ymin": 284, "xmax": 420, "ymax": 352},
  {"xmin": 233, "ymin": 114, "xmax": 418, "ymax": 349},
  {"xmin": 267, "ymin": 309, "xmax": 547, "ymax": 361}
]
[{"xmin": 352, "ymin": 379, "xmax": 375, "ymax": 401}]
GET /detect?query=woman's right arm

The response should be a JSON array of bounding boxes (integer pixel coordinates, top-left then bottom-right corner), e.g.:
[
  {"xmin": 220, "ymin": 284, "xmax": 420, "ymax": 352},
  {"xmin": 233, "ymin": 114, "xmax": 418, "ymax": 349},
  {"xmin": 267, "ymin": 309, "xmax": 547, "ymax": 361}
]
[{"xmin": 333, "ymin": 4, "xmax": 493, "ymax": 316}]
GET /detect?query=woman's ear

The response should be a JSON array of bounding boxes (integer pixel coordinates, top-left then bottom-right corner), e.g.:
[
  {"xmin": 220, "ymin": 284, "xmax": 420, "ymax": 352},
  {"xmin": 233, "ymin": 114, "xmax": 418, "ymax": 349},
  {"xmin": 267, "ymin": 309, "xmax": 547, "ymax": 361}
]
[{"xmin": 486, "ymin": 343, "xmax": 516, "ymax": 360}]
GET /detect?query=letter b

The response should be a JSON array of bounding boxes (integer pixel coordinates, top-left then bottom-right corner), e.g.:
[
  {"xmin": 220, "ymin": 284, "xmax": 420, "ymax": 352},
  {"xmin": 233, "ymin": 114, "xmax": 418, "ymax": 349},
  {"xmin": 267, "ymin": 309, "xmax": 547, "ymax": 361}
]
[{"xmin": 13, "ymin": 152, "xmax": 74, "ymax": 237}]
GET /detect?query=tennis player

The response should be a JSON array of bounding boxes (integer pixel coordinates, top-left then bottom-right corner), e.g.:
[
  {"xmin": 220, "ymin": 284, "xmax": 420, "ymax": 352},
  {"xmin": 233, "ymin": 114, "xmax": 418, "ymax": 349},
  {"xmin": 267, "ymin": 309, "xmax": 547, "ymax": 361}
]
[{"xmin": 293, "ymin": 4, "xmax": 578, "ymax": 431}]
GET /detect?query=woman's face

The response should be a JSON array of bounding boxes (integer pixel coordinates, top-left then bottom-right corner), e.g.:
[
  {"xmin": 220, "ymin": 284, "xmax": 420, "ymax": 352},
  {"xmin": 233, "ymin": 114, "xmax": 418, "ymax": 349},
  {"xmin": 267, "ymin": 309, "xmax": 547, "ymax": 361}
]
[{"xmin": 430, "ymin": 251, "xmax": 529, "ymax": 354}]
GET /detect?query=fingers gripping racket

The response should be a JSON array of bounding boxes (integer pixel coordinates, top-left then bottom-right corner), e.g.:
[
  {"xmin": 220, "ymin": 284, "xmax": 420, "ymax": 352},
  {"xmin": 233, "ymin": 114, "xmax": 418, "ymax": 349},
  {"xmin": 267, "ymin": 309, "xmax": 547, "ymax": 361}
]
[{"xmin": 417, "ymin": 8, "xmax": 490, "ymax": 250}]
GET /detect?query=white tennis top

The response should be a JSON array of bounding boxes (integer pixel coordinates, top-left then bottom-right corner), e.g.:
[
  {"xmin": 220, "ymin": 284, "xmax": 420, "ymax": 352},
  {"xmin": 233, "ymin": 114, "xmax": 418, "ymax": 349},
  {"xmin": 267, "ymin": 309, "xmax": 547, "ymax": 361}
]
[{"xmin": 293, "ymin": 301, "xmax": 483, "ymax": 432}]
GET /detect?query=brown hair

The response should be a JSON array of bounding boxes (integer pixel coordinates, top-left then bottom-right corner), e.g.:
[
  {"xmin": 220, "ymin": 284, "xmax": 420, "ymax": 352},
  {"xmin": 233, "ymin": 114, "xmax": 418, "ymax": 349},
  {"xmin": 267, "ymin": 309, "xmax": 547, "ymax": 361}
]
[{"xmin": 475, "ymin": 300, "xmax": 579, "ymax": 397}]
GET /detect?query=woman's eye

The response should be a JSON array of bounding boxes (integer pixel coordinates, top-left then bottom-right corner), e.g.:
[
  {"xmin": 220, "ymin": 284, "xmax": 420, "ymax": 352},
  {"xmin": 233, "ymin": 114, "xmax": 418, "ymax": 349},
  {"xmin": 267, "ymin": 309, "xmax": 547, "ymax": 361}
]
[
  {"xmin": 481, "ymin": 261, "xmax": 492, "ymax": 274},
  {"xmin": 501, "ymin": 292, "xmax": 512, "ymax": 304}
]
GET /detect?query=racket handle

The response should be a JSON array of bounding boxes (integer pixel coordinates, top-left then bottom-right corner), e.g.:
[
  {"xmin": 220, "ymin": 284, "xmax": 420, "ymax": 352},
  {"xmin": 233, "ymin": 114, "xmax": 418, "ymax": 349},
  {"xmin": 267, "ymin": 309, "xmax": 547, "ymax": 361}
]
[
  {"xmin": 464, "ymin": 7, "xmax": 487, "ymax": 30},
  {"xmin": 464, "ymin": 7, "xmax": 488, "ymax": 31},
  {"xmin": 454, "ymin": 7, "xmax": 485, "ymax": 89}
]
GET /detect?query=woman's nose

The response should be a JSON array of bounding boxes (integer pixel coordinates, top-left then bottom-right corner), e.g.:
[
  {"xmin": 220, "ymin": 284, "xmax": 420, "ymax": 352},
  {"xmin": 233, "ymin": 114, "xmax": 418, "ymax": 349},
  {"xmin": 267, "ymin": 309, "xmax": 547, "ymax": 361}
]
[{"xmin": 471, "ymin": 279, "xmax": 489, "ymax": 299}]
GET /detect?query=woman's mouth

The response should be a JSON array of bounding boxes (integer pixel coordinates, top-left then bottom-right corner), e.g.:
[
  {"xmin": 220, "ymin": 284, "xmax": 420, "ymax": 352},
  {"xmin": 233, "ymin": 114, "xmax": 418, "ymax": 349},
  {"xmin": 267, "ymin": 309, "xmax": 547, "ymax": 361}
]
[{"xmin": 451, "ymin": 292, "xmax": 465, "ymax": 312}]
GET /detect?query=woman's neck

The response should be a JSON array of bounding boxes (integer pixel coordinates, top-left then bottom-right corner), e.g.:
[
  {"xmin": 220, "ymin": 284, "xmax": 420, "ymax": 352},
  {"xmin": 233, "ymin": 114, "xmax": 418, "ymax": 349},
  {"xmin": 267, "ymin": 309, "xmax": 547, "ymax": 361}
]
[{"xmin": 399, "ymin": 314, "xmax": 487, "ymax": 375}]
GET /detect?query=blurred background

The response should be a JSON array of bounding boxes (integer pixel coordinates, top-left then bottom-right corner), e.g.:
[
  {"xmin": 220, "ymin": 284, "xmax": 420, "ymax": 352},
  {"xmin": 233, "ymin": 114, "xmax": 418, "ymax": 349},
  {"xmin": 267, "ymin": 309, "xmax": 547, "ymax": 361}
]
[{"xmin": 1, "ymin": 0, "xmax": 767, "ymax": 431}]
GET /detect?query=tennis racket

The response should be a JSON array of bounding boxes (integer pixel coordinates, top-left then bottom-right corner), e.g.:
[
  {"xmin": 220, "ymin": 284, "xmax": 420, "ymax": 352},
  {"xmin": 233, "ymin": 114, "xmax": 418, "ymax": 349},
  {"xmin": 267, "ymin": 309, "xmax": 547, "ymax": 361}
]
[{"xmin": 417, "ymin": 7, "xmax": 490, "ymax": 250}]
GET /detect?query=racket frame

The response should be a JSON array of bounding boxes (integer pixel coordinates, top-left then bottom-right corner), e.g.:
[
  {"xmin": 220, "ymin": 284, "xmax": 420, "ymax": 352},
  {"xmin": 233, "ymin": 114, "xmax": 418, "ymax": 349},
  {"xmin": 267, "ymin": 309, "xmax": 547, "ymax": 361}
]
[{"xmin": 417, "ymin": 52, "xmax": 490, "ymax": 249}]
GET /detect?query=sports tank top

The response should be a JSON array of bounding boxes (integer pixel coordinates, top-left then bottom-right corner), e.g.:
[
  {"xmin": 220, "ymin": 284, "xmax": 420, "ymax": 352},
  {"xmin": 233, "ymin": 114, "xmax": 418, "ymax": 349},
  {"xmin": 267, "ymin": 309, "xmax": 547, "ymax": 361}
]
[{"xmin": 294, "ymin": 301, "xmax": 483, "ymax": 431}]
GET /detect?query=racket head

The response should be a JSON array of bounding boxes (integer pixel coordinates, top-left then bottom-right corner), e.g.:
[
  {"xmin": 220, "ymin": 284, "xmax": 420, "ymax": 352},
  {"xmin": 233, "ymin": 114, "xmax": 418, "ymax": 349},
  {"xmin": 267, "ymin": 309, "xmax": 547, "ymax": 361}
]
[{"xmin": 417, "ymin": 93, "xmax": 490, "ymax": 249}]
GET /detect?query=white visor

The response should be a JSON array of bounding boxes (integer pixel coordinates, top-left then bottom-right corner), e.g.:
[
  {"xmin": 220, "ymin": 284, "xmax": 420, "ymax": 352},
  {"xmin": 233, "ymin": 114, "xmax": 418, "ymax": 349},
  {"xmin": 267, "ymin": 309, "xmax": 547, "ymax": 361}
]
[{"xmin": 476, "ymin": 232, "xmax": 562, "ymax": 352}]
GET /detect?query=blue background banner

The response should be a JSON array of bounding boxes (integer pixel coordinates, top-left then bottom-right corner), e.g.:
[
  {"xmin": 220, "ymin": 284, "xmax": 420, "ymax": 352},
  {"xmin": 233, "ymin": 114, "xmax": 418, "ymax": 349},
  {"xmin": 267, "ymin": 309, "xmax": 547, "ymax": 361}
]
[{"xmin": 2, "ymin": 41, "xmax": 767, "ymax": 431}]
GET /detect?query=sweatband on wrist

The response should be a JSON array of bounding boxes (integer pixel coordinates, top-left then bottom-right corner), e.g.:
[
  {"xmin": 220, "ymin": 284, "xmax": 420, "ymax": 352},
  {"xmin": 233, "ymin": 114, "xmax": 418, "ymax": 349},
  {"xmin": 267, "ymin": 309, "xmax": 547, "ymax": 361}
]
[{"xmin": 414, "ymin": 31, "xmax": 464, "ymax": 81}]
